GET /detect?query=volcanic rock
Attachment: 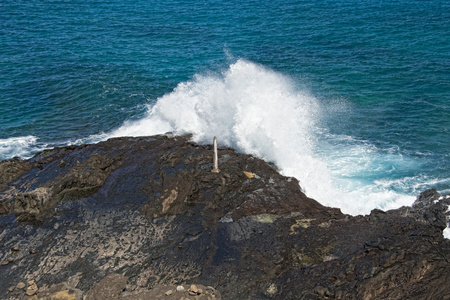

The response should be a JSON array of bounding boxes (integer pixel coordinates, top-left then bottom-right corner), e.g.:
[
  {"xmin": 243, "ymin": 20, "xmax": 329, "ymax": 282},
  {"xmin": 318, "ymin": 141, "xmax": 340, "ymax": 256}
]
[
  {"xmin": 21, "ymin": 280, "xmax": 39, "ymax": 296},
  {"xmin": 0, "ymin": 134, "xmax": 449, "ymax": 299},
  {"xmin": 16, "ymin": 282, "xmax": 26, "ymax": 290}
]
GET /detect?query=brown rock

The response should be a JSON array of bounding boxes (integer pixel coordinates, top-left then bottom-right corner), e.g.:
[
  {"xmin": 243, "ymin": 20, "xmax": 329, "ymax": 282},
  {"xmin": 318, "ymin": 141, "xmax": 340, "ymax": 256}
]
[
  {"xmin": 165, "ymin": 290, "xmax": 173, "ymax": 296},
  {"xmin": 189, "ymin": 284, "xmax": 198, "ymax": 294},
  {"xmin": 0, "ymin": 157, "xmax": 32, "ymax": 193},
  {"xmin": 26, "ymin": 287, "xmax": 38, "ymax": 296},
  {"xmin": 85, "ymin": 273, "xmax": 127, "ymax": 300},
  {"xmin": 34, "ymin": 282, "xmax": 83, "ymax": 300},
  {"xmin": 47, "ymin": 290, "xmax": 77, "ymax": 300},
  {"xmin": 25, "ymin": 284, "xmax": 39, "ymax": 296},
  {"xmin": 26, "ymin": 281, "xmax": 38, "ymax": 296},
  {"xmin": 188, "ymin": 284, "xmax": 204, "ymax": 296},
  {"xmin": 16, "ymin": 282, "xmax": 26, "ymax": 289}
]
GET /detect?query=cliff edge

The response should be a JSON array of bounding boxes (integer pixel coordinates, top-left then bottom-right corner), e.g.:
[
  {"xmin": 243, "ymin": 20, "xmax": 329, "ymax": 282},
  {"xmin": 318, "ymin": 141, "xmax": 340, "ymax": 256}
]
[{"xmin": 0, "ymin": 135, "xmax": 449, "ymax": 299}]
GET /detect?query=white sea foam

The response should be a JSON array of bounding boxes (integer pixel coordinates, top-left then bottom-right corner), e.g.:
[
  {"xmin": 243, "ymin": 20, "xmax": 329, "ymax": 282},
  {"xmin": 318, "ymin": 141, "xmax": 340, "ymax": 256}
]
[
  {"xmin": 97, "ymin": 59, "xmax": 429, "ymax": 215},
  {"xmin": 444, "ymin": 200, "xmax": 450, "ymax": 239},
  {"xmin": 0, "ymin": 136, "xmax": 46, "ymax": 160},
  {"xmin": 444, "ymin": 228, "xmax": 450, "ymax": 239}
]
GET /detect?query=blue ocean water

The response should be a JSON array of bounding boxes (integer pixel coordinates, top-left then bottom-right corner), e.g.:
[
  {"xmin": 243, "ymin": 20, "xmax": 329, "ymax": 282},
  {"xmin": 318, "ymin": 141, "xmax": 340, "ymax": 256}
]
[{"xmin": 1, "ymin": 0, "xmax": 449, "ymax": 216}]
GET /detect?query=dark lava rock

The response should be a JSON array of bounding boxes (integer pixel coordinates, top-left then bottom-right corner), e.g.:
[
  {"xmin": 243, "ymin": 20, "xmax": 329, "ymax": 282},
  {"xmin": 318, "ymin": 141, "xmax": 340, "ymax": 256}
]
[{"xmin": 0, "ymin": 134, "xmax": 449, "ymax": 299}]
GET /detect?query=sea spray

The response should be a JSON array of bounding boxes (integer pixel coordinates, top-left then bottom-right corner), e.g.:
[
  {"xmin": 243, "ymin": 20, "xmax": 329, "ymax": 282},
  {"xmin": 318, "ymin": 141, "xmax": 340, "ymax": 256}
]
[
  {"xmin": 0, "ymin": 136, "xmax": 46, "ymax": 160},
  {"xmin": 104, "ymin": 61, "xmax": 327, "ymax": 192},
  {"xmin": 95, "ymin": 59, "xmax": 422, "ymax": 215}
]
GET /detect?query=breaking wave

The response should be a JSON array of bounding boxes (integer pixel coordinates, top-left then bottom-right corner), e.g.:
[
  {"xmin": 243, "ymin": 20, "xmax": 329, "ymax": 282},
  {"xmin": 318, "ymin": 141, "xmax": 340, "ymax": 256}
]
[
  {"xmin": 0, "ymin": 136, "xmax": 47, "ymax": 160},
  {"xmin": 92, "ymin": 59, "xmax": 431, "ymax": 215}
]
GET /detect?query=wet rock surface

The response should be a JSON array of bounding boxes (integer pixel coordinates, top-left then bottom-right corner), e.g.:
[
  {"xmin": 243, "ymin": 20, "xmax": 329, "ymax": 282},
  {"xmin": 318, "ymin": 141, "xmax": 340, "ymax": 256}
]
[{"xmin": 0, "ymin": 134, "xmax": 449, "ymax": 299}]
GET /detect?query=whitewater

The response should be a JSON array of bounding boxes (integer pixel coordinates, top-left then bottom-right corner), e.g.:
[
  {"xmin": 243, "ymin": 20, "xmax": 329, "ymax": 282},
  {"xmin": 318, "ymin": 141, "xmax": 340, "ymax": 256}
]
[{"xmin": 73, "ymin": 59, "xmax": 430, "ymax": 216}]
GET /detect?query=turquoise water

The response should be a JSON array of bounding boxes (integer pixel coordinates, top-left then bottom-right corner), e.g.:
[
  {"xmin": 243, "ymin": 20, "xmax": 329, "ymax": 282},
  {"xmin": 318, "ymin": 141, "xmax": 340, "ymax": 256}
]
[{"xmin": 1, "ymin": 0, "xmax": 449, "ymax": 214}]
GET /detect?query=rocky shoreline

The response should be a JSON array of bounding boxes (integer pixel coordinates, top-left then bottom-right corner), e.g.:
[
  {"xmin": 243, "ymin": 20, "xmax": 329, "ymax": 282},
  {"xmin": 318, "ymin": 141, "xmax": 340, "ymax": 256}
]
[{"xmin": 0, "ymin": 134, "xmax": 449, "ymax": 299}]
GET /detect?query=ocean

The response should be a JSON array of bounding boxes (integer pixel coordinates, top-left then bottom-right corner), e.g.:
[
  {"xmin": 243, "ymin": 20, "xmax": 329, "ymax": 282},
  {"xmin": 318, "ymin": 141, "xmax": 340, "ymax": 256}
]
[{"xmin": 1, "ymin": 0, "xmax": 449, "ymax": 220}]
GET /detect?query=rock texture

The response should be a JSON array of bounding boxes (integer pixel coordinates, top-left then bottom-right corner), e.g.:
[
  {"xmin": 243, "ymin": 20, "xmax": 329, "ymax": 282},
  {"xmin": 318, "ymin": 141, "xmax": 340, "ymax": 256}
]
[{"xmin": 0, "ymin": 134, "xmax": 449, "ymax": 299}]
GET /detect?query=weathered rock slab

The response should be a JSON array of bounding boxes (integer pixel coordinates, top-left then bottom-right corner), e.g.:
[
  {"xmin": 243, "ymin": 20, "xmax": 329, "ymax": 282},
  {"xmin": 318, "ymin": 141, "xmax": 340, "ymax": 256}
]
[{"xmin": 0, "ymin": 135, "xmax": 449, "ymax": 299}]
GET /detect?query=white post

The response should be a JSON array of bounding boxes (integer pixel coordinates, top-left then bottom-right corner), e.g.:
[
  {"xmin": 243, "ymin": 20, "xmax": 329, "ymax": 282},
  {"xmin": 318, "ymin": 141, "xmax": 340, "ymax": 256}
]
[{"xmin": 212, "ymin": 136, "xmax": 220, "ymax": 173}]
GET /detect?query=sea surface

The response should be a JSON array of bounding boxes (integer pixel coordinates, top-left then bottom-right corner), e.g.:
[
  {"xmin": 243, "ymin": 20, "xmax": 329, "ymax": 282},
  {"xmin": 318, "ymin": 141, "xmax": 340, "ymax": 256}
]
[{"xmin": 1, "ymin": 0, "xmax": 449, "ymax": 221}]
